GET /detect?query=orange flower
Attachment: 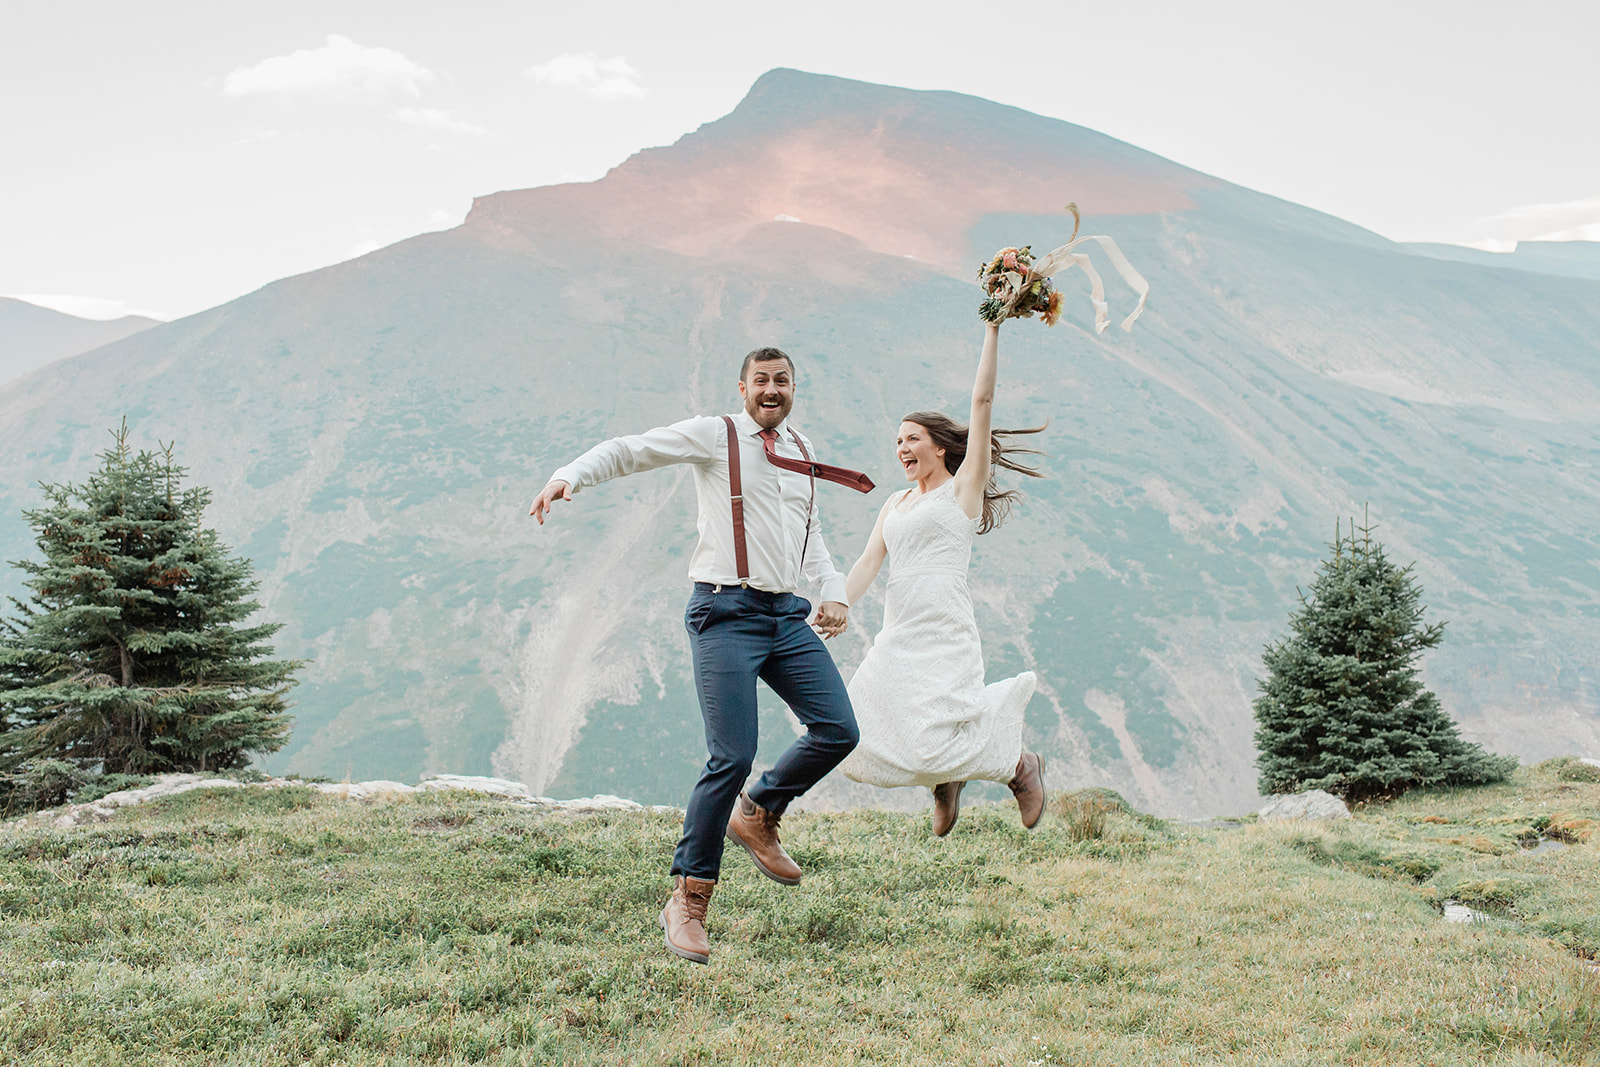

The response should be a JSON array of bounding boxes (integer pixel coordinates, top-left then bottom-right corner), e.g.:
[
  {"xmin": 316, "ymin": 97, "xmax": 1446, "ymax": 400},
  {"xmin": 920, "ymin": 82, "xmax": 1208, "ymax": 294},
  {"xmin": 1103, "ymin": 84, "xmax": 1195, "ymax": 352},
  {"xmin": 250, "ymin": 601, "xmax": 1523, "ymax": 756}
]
[{"xmin": 1043, "ymin": 289, "xmax": 1064, "ymax": 326}]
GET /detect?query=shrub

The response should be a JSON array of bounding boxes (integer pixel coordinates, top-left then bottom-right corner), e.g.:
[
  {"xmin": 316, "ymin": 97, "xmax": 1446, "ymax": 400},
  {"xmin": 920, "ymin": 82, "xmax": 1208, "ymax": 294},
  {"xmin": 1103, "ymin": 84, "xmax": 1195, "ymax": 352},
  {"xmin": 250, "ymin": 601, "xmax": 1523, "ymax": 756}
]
[
  {"xmin": 69, "ymin": 773, "xmax": 157, "ymax": 804},
  {"xmin": 0, "ymin": 758, "xmax": 90, "ymax": 815},
  {"xmin": 1555, "ymin": 759, "xmax": 1600, "ymax": 784},
  {"xmin": 1051, "ymin": 789, "xmax": 1128, "ymax": 843}
]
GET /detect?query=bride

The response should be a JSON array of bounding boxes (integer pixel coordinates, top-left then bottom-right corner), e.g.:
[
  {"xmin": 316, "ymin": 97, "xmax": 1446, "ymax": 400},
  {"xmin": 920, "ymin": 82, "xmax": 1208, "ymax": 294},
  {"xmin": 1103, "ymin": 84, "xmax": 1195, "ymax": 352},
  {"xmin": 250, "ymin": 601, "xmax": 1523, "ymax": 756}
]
[{"xmin": 839, "ymin": 321, "xmax": 1048, "ymax": 834}]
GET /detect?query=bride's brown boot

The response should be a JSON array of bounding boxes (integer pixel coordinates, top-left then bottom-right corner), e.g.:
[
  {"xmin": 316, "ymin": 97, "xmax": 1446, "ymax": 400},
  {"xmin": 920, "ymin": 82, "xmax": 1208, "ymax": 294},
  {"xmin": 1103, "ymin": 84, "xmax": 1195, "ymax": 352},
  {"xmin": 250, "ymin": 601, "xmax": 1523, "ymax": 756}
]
[
  {"xmin": 930, "ymin": 781, "xmax": 965, "ymax": 837},
  {"xmin": 1008, "ymin": 751, "xmax": 1047, "ymax": 829},
  {"xmin": 660, "ymin": 875, "xmax": 716, "ymax": 964}
]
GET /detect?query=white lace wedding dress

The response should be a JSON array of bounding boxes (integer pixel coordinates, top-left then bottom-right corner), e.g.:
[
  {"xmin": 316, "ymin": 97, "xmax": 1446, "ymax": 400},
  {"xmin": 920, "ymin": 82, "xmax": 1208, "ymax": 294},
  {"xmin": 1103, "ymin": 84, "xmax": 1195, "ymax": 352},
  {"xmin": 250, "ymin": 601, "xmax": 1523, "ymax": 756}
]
[{"xmin": 840, "ymin": 478, "xmax": 1035, "ymax": 788}]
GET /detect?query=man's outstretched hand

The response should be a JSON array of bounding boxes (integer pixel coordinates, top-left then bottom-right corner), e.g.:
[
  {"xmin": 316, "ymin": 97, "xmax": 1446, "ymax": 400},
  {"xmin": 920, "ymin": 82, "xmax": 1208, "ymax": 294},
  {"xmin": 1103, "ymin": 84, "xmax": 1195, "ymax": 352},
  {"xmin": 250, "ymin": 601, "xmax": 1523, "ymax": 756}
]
[
  {"xmin": 529, "ymin": 480, "xmax": 573, "ymax": 525},
  {"xmin": 814, "ymin": 600, "xmax": 848, "ymax": 639}
]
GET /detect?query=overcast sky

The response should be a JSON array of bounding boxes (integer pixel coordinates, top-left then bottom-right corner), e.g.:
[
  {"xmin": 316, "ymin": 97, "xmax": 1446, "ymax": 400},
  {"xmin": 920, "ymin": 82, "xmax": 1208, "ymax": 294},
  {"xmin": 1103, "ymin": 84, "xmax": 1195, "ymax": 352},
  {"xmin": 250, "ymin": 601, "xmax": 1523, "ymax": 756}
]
[{"xmin": 3, "ymin": 0, "xmax": 1597, "ymax": 321}]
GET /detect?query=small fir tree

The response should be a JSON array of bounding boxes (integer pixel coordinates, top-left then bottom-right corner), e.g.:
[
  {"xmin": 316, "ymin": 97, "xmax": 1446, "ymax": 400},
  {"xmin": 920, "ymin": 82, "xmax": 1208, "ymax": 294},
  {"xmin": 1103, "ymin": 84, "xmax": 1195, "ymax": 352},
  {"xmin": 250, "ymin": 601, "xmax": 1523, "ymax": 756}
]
[
  {"xmin": 1253, "ymin": 515, "xmax": 1514, "ymax": 802},
  {"xmin": 0, "ymin": 423, "xmax": 299, "ymax": 777}
]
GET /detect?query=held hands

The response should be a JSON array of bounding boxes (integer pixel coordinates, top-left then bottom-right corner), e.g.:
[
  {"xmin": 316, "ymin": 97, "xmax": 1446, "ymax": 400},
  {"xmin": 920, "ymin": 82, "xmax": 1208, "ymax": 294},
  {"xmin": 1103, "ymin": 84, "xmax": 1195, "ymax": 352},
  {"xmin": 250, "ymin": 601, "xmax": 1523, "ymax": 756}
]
[
  {"xmin": 529, "ymin": 480, "xmax": 572, "ymax": 525},
  {"xmin": 813, "ymin": 600, "xmax": 849, "ymax": 639}
]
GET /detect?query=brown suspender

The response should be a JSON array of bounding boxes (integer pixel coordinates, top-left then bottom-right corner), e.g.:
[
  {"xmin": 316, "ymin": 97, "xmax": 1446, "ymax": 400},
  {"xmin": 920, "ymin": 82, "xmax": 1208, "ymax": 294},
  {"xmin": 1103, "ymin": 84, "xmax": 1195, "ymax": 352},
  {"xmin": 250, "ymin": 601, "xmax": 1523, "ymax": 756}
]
[
  {"xmin": 719, "ymin": 416, "xmax": 819, "ymax": 589},
  {"xmin": 720, "ymin": 415, "xmax": 749, "ymax": 587}
]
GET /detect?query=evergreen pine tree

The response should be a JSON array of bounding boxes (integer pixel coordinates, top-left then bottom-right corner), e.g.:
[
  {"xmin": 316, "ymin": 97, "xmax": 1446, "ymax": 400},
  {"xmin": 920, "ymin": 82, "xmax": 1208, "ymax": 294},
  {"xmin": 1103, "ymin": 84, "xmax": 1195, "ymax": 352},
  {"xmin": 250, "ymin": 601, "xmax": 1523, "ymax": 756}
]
[
  {"xmin": 1252, "ymin": 514, "xmax": 1515, "ymax": 801},
  {"xmin": 0, "ymin": 422, "xmax": 299, "ymax": 776}
]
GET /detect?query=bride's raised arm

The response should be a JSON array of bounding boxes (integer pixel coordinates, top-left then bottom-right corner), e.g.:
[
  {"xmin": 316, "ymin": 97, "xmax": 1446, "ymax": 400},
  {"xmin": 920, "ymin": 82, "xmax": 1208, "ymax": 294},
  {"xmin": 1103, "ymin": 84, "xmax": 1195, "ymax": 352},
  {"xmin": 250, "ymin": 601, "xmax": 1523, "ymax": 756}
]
[{"xmin": 953, "ymin": 322, "xmax": 999, "ymax": 520}]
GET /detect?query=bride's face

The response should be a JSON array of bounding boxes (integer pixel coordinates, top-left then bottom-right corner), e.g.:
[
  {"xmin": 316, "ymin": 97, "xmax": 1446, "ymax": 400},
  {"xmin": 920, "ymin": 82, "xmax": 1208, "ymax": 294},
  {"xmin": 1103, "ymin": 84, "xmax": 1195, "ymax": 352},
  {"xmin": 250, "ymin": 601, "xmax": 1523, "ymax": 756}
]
[{"xmin": 896, "ymin": 421, "xmax": 945, "ymax": 482}]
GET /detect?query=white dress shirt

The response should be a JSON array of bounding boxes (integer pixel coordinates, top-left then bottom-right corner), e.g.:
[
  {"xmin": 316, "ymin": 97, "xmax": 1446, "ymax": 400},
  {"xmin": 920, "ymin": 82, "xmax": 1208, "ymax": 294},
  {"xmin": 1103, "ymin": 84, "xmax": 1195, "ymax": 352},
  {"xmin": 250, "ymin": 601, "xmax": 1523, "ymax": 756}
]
[{"xmin": 547, "ymin": 409, "xmax": 850, "ymax": 604}]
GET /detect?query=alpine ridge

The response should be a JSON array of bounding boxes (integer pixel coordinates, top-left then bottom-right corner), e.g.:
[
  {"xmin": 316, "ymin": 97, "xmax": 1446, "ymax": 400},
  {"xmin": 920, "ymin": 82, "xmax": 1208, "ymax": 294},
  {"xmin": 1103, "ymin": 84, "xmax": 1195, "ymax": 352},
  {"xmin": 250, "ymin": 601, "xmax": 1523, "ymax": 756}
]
[{"xmin": 2, "ymin": 69, "xmax": 1598, "ymax": 817}]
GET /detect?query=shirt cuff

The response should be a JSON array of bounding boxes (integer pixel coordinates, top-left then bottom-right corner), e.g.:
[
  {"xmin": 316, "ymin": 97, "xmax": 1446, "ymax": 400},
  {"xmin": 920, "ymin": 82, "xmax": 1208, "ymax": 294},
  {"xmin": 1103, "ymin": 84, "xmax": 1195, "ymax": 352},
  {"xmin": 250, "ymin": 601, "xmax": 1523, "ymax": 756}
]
[
  {"xmin": 547, "ymin": 465, "xmax": 582, "ymax": 491},
  {"xmin": 818, "ymin": 575, "xmax": 848, "ymax": 606}
]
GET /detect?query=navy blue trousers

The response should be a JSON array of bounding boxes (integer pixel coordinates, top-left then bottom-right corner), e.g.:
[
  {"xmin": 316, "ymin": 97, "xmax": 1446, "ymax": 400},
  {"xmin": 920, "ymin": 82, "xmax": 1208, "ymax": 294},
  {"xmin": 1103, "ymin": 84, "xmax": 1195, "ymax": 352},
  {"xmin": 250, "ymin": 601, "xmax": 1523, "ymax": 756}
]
[{"xmin": 670, "ymin": 584, "xmax": 859, "ymax": 881}]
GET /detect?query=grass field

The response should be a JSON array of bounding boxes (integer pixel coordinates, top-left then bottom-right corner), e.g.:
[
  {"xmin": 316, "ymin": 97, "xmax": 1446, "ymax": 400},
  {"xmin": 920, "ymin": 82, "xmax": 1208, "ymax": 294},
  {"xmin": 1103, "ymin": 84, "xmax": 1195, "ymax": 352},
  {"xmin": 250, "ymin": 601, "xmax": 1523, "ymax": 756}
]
[{"xmin": 1, "ymin": 760, "xmax": 1596, "ymax": 1065}]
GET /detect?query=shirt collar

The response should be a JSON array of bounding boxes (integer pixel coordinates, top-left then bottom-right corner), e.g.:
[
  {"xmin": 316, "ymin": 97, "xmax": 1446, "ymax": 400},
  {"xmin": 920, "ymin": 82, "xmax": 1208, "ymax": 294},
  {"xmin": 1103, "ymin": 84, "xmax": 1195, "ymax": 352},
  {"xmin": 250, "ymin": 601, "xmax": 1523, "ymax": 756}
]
[{"xmin": 731, "ymin": 408, "xmax": 787, "ymax": 436}]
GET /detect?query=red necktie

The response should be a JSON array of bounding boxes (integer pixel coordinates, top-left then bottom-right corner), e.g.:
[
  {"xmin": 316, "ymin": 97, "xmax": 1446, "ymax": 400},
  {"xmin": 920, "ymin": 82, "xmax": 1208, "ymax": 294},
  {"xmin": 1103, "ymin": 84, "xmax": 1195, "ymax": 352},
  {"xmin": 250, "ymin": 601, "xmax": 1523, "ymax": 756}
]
[{"xmin": 760, "ymin": 428, "xmax": 875, "ymax": 493}]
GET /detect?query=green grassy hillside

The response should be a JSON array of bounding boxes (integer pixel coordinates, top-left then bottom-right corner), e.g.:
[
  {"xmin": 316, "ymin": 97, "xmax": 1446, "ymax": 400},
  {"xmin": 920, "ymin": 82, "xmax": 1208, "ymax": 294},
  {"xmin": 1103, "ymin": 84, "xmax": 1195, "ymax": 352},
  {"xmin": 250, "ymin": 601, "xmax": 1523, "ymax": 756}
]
[{"xmin": 2, "ymin": 762, "xmax": 1596, "ymax": 1065}]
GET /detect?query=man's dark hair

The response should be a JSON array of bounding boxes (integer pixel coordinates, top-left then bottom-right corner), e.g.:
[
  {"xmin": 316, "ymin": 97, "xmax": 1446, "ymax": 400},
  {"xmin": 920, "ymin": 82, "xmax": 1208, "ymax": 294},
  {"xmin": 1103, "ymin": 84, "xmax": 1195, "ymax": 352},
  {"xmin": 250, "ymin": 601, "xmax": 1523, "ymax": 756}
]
[{"xmin": 740, "ymin": 347, "xmax": 795, "ymax": 380}]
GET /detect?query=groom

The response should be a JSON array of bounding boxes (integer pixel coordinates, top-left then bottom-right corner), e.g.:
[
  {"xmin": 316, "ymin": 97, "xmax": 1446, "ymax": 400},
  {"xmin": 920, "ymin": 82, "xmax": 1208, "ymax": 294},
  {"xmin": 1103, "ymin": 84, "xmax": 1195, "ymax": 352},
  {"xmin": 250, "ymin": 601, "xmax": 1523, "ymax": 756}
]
[{"xmin": 529, "ymin": 347, "xmax": 874, "ymax": 964}]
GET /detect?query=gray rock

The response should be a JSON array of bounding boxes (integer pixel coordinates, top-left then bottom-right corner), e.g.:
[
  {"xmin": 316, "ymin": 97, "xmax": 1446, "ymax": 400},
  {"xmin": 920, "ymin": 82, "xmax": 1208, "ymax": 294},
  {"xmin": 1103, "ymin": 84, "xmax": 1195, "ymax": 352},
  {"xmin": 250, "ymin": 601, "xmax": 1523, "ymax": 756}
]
[
  {"xmin": 1257, "ymin": 789, "xmax": 1352, "ymax": 822},
  {"xmin": 1443, "ymin": 902, "xmax": 1478, "ymax": 924},
  {"xmin": 5, "ymin": 769, "xmax": 661, "ymax": 829},
  {"xmin": 543, "ymin": 794, "xmax": 644, "ymax": 812},
  {"xmin": 21, "ymin": 773, "xmax": 246, "ymax": 828},
  {"xmin": 310, "ymin": 780, "xmax": 418, "ymax": 800},
  {"xmin": 417, "ymin": 774, "xmax": 532, "ymax": 799}
]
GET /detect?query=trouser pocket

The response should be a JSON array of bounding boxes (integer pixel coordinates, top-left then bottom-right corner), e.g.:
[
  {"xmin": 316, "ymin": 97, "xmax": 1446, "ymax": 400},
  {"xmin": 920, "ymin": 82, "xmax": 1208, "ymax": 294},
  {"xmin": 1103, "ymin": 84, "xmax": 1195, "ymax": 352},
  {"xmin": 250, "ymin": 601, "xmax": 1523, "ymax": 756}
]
[{"xmin": 684, "ymin": 591, "xmax": 721, "ymax": 635}]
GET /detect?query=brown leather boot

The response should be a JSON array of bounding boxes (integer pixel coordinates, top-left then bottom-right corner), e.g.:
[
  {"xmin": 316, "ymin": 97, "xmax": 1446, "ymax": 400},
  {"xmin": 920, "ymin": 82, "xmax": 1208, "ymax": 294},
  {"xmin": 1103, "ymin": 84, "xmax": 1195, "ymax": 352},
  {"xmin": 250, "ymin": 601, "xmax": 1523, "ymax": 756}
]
[
  {"xmin": 1009, "ymin": 751, "xmax": 1047, "ymax": 829},
  {"xmin": 659, "ymin": 875, "xmax": 715, "ymax": 964},
  {"xmin": 725, "ymin": 792, "xmax": 802, "ymax": 885},
  {"xmin": 930, "ymin": 781, "xmax": 965, "ymax": 837}
]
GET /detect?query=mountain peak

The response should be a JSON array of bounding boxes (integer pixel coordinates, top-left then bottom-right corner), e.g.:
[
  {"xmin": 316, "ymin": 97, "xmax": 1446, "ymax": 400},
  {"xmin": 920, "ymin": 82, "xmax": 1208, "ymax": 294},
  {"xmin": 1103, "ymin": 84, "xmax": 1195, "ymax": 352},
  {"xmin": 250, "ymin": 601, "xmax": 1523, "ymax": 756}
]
[{"xmin": 466, "ymin": 69, "xmax": 1212, "ymax": 274}]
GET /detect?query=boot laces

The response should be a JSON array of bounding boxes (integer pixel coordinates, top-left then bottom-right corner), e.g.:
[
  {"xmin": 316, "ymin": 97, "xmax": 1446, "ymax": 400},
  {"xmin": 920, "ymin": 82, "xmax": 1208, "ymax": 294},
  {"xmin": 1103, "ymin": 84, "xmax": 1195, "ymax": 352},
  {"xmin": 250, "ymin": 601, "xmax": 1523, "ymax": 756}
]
[
  {"xmin": 680, "ymin": 882, "xmax": 712, "ymax": 922},
  {"xmin": 1009, "ymin": 755, "xmax": 1036, "ymax": 795}
]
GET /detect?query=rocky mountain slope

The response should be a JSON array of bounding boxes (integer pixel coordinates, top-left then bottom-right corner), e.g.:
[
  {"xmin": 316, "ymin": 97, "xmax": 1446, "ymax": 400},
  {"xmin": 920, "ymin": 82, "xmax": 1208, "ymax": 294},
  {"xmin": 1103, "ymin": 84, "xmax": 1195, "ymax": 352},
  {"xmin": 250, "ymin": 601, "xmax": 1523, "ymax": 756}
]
[
  {"xmin": 0, "ymin": 297, "xmax": 156, "ymax": 384},
  {"xmin": 3, "ymin": 70, "xmax": 1598, "ymax": 816}
]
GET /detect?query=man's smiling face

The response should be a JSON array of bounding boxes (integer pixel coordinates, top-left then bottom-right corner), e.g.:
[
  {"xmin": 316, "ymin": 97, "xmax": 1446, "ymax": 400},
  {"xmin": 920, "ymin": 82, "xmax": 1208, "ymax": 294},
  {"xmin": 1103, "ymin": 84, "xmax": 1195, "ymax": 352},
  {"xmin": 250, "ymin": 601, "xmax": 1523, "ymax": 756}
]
[{"xmin": 739, "ymin": 358, "xmax": 795, "ymax": 429}]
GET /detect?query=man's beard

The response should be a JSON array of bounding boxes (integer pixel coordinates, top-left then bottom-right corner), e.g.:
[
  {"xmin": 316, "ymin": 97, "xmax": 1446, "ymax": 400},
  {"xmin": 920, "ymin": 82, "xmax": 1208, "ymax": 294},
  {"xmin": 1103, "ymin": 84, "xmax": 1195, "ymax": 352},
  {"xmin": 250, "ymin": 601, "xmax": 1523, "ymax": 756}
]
[{"xmin": 747, "ymin": 395, "xmax": 791, "ymax": 427}]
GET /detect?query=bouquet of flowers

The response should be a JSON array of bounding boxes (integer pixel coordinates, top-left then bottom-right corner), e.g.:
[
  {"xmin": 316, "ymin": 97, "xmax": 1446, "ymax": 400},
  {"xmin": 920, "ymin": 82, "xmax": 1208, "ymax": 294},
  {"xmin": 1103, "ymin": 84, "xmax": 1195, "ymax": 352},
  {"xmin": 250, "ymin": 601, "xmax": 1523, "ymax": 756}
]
[
  {"xmin": 977, "ymin": 204, "xmax": 1149, "ymax": 334},
  {"xmin": 978, "ymin": 244, "xmax": 1062, "ymax": 325}
]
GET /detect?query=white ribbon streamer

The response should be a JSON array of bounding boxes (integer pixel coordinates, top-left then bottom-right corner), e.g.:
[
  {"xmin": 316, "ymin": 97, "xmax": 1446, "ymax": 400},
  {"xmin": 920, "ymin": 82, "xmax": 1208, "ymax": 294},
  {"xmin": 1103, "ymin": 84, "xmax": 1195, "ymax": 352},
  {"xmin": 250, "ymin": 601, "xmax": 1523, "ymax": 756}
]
[{"xmin": 1032, "ymin": 234, "xmax": 1150, "ymax": 333}]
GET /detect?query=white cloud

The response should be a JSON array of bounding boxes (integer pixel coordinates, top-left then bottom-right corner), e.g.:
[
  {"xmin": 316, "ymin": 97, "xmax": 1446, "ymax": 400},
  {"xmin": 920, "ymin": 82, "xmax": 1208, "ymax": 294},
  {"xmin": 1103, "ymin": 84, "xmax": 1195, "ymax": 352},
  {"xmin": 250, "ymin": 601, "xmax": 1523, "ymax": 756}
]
[
  {"xmin": 1477, "ymin": 196, "xmax": 1600, "ymax": 243},
  {"xmin": 391, "ymin": 107, "xmax": 486, "ymax": 136},
  {"xmin": 1531, "ymin": 223, "xmax": 1600, "ymax": 243},
  {"xmin": 224, "ymin": 35, "xmax": 434, "ymax": 102},
  {"xmin": 6, "ymin": 294, "xmax": 168, "ymax": 321},
  {"xmin": 526, "ymin": 53, "xmax": 645, "ymax": 100}
]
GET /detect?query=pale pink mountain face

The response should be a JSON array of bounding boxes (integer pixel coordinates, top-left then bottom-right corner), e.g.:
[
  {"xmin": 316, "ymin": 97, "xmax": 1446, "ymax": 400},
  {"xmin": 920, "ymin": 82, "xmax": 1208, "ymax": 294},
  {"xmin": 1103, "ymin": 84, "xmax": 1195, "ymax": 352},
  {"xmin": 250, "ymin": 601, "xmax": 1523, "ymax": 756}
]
[{"xmin": 467, "ymin": 71, "xmax": 1211, "ymax": 277}]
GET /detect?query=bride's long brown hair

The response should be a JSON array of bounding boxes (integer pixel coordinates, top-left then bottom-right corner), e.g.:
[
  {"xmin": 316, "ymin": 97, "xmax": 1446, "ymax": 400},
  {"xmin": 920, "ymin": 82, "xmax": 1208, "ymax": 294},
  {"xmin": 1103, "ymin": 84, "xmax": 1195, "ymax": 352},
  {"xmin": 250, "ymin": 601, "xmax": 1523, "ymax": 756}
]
[{"xmin": 902, "ymin": 411, "xmax": 1046, "ymax": 533}]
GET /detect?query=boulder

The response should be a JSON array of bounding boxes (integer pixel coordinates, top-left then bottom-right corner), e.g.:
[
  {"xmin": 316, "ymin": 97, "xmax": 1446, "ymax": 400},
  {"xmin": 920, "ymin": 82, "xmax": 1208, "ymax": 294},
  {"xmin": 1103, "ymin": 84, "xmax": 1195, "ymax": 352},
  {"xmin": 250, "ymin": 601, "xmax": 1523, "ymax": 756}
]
[
  {"xmin": 4, "ymin": 770, "xmax": 663, "ymax": 829},
  {"xmin": 1258, "ymin": 789, "xmax": 1352, "ymax": 822},
  {"xmin": 547, "ymin": 794, "xmax": 644, "ymax": 812},
  {"xmin": 311, "ymin": 780, "xmax": 418, "ymax": 800},
  {"xmin": 417, "ymin": 774, "xmax": 533, "ymax": 799},
  {"xmin": 30, "ymin": 773, "xmax": 245, "ymax": 828}
]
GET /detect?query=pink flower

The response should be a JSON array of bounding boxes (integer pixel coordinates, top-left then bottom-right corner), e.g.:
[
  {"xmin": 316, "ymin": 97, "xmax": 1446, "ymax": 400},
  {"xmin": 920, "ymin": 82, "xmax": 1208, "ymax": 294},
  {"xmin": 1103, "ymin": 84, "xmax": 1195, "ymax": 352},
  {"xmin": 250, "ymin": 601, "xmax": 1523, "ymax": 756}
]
[{"xmin": 1002, "ymin": 251, "xmax": 1019, "ymax": 271}]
